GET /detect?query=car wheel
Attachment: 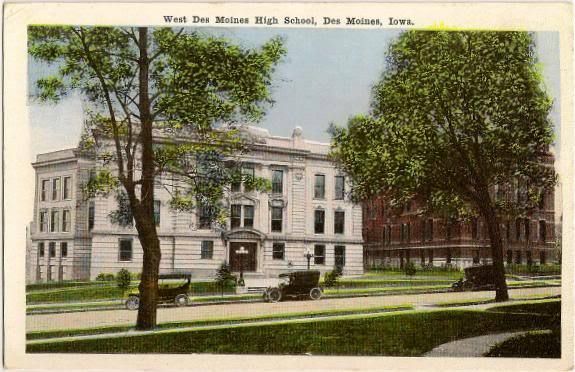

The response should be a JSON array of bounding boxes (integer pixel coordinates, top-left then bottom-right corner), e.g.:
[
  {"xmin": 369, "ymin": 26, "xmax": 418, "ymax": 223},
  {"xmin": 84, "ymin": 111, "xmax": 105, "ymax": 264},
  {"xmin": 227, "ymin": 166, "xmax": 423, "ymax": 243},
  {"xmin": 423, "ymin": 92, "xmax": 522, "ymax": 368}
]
[
  {"xmin": 267, "ymin": 288, "xmax": 282, "ymax": 303},
  {"xmin": 126, "ymin": 295, "xmax": 139, "ymax": 310},
  {"xmin": 174, "ymin": 294, "xmax": 189, "ymax": 307},
  {"xmin": 309, "ymin": 287, "xmax": 322, "ymax": 300}
]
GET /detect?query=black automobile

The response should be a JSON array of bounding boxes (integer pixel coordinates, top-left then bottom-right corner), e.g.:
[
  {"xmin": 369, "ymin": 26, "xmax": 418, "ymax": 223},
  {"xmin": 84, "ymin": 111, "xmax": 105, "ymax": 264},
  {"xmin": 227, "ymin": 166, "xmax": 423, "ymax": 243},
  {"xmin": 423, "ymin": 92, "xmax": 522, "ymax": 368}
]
[
  {"xmin": 263, "ymin": 270, "xmax": 323, "ymax": 302},
  {"xmin": 451, "ymin": 265, "xmax": 497, "ymax": 291},
  {"xmin": 125, "ymin": 273, "xmax": 192, "ymax": 310}
]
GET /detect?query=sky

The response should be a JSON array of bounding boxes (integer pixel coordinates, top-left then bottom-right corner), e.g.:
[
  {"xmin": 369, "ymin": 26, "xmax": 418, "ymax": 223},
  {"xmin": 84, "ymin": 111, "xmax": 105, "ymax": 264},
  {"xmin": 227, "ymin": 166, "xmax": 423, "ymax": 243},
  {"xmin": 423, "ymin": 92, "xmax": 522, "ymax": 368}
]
[{"xmin": 28, "ymin": 29, "xmax": 561, "ymax": 161}]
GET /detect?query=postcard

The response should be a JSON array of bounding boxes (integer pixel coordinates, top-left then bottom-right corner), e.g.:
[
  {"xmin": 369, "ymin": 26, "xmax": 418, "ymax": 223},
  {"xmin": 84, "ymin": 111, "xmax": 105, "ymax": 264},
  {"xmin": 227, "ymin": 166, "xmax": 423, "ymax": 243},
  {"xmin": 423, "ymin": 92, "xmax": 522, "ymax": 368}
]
[{"xmin": 3, "ymin": 1, "xmax": 573, "ymax": 370}]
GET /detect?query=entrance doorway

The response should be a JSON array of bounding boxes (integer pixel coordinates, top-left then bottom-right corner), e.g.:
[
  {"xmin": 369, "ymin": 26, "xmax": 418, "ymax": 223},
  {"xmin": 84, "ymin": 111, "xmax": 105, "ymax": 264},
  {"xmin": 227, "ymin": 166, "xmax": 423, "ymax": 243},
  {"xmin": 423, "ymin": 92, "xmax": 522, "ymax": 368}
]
[{"xmin": 229, "ymin": 242, "xmax": 257, "ymax": 272}]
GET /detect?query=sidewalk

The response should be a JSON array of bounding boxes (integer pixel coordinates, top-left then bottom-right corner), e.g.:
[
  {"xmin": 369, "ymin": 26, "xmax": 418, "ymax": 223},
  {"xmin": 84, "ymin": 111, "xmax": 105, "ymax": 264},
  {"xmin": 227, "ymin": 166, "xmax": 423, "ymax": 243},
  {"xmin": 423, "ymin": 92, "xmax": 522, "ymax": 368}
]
[{"xmin": 423, "ymin": 331, "xmax": 544, "ymax": 357}]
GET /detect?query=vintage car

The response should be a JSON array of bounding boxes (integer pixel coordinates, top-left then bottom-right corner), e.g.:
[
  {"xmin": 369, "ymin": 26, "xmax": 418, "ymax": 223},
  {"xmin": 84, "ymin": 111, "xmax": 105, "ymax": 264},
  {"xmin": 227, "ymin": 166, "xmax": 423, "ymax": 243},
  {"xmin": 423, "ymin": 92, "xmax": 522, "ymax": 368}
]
[
  {"xmin": 451, "ymin": 265, "xmax": 497, "ymax": 292},
  {"xmin": 263, "ymin": 270, "xmax": 323, "ymax": 302},
  {"xmin": 125, "ymin": 273, "xmax": 192, "ymax": 310}
]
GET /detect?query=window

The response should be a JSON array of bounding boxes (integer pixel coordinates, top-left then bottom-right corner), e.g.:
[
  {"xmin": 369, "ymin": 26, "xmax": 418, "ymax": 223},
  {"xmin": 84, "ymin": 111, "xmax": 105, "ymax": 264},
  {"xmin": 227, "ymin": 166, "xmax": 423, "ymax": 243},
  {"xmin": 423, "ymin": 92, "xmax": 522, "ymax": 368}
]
[
  {"xmin": 385, "ymin": 225, "xmax": 392, "ymax": 246},
  {"xmin": 63, "ymin": 176, "xmax": 72, "ymax": 200},
  {"xmin": 272, "ymin": 170, "xmax": 283, "ymax": 194},
  {"xmin": 271, "ymin": 207, "xmax": 282, "ymax": 232},
  {"xmin": 506, "ymin": 250, "xmax": 513, "ymax": 264},
  {"xmin": 62, "ymin": 210, "xmax": 71, "ymax": 232},
  {"xmin": 506, "ymin": 220, "xmax": 511, "ymax": 241},
  {"xmin": 243, "ymin": 205, "xmax": 254, "ymax": 228},
  {"xmin": 314, "ymin": 245, "xmax": 325, "ymax": 265},
  {"xmin": 201, "ymin": 240, "xmax": 213, "ymax": 259},
  {"xmin": 538, "ymin": 191, "xmax": 546, "ymax": 210},
  {"xmin": 540, "ymin": 251, "xmax": 547, "ymax": 265},
  {"xmin": 471, "ymin": 218, "xmax": 479, "ymax": 240},
  {"xmin": 423, "ymin": 219, "xmax": 434, "ymax": 241},
  {"xmin": 400, "ymin": 224, "xmax": 408, "ymax": 242},
  {"xmin": 39, "ymin": 210, "xmax": 48, "ymax": 232},
  {"xmin": 539, "ymin": 220, "xmax": 546, "ymax": 242},
  {"xmin": 314, "ymin": 174, "xmax": 325, "ymax": 199},
  {"xmin": 61, "ymin": 242, "xmax": 68, "ymax": 258},
  {"xmin": 153, "ymin": 200, "xmax": 161, "ymax": 226},
  {"xmin": 335, "ymin": 245, "xmax": 345, "ymax": 267},
  {"xmin": 198, "ymin": 205, "xmax": 212, "ymax": 229},
  {"xmin": 314, "ymin": 209, "xmax": 325, "ymax": 234},
  {"xmin": 515, "ymin": 218, "xmax": 521, "ymax": 241},
  {"xmin": 334, "ymin": 211, "xmax": 345, "ymax": 234},
  {"xmin": 52, "ymin": 178, "xmax": 60, "ymax": 201},
  {"xmin": 41, "ymin": 180, "xmax": 49, "ymax": 201},
  {"xmin": 49, "ymin": 242, "xmax": 56, "ymax": 258},
  {"xmin": 472, "ymin": 249, "xmax": 480, "ymax": 264},
  {"xmin": 230, "ymin": 204, "xmax": 241, "ymax": 229},
  {"xmin": 526, "ymin": 251, "xmax": 533, "ymax": 265},
  {"xmin": 50, "ymin": 210, "xmax": 59, "ymax": 232},
  {"xmin": 88, "ymin": 202, "xmax": 95, "ymax": 230},
  {"xmin": 119, "ymin": 239, "xmax": 133, "ymax": 262},
  {"xmin": 334, "ymin": 176, "xmax": 345, "ymax": 200},
  {"xmin": 427, "ymin": 249, "xmax": 434, "ymax": 264},
  {"xmin": 524, "ymin": 219, "xmax": 530, "ymax": 241},
  {"xmin": 38, "ymin": 242, "xmax": 45, "ymax": 258},
  {"xmin": 515, "ymin": 250, "xmax": 522, "ymax": 264},
  {"xmin": 272, "ymin": 242, "xmax": 285, "ymax": 260},
  {"xmin": 231, "ymin": 171, "xmax": 241, "ymax": 192}
]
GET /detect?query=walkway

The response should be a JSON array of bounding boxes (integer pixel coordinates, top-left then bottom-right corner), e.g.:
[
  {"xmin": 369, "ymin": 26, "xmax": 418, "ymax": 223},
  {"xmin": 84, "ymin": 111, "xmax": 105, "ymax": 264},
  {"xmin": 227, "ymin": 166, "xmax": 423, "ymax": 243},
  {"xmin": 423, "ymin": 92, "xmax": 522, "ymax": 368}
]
[{"xmin": 424, "ymin": 331, "xmax": 537, "ymax": 357}]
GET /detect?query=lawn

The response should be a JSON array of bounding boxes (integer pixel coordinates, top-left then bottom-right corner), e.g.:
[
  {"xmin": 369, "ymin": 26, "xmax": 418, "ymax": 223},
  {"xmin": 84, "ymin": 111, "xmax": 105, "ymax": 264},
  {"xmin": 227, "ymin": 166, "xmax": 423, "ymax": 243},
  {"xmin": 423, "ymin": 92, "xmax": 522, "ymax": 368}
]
[
  {"xmin": 27, "ymin": 304, "xmax": 415, "ymax": 341},
  {"xmin": 27, "ymin": 305, "xmax": 558, "ymax": 355},
  {"xmin": 486, "ymin": 330, "xmax": 561, "ymax": 358}
]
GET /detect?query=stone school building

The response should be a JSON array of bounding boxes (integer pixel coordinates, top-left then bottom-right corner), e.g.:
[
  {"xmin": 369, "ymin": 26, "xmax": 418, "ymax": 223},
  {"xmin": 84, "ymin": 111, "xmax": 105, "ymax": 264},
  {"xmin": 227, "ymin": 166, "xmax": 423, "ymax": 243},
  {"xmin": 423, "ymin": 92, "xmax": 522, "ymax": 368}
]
[{"xmin": 28, "ymin": 126, "xmax": 364, "ymax": 282}]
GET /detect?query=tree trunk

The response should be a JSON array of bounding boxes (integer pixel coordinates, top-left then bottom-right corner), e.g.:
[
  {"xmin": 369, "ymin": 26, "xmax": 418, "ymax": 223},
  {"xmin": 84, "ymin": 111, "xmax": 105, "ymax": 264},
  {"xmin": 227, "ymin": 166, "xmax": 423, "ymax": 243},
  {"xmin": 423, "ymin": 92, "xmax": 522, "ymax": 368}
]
[
  {"xmin": 479, "ymin": 199, "xmax": 509, "ymax": 302},
  {"xmin": 134, "ymin": 26, "xmax": 162, "ymax": 330}
]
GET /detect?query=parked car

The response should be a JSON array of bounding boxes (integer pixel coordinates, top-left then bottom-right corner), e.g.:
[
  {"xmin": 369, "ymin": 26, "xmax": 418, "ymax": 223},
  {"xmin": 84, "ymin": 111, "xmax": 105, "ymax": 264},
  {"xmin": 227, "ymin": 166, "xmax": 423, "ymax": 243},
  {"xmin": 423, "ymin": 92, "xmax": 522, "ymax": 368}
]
[
  {"xmin": 451, "ymin": 265, "xmax": 497, "ymax": 291},
  {"xmin": 125, "ymin": 273, "xmax": 192, "ymax": 310},
  {"xmin": 263, "ymin": 270, "xmax": 323, "ymax": 302}
]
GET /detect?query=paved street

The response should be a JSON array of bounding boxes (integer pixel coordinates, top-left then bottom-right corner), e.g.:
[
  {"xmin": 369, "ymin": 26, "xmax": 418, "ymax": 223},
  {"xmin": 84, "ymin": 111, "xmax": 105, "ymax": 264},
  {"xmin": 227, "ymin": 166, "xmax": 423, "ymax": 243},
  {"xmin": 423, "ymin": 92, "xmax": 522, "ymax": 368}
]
[{"xmin": 26, "ymin": 286, "xmax": 560, "ymax": 332}]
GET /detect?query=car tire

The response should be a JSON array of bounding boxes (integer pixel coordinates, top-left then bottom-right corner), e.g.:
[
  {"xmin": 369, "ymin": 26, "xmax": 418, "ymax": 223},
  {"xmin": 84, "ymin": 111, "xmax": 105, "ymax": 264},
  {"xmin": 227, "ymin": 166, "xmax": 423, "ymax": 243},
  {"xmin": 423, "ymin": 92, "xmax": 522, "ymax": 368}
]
[
  {"xmin": 126, "ymin": 295, "xmax": 140, "ymax": 310},
  {"xmin": 267, "ymin": 287, "xmax": 282, "ymax": 303},
  {"xmin": 174, "ymin": 294, "xmax": 189, "ymax": 307},
  {"xmin": 309, "ymin": 287, "xmax": 322, "ymax": 300}
]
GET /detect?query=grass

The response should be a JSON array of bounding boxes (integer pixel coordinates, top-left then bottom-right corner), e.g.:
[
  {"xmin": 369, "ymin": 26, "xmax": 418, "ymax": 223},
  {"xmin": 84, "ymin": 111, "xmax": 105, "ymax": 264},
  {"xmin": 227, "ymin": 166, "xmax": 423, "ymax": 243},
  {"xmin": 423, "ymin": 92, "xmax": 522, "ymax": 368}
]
[
  {"xmin": 485, "ymin": 330, "xmax": 561, "ymax": 358},
  {"xmin": 27, "ymin": 304, "xmax": 414, "ymax": 341},
  {"xmin": 27, "ymin": 281, "xmax": 236, "ymax": 304},
  {"xmin": 486, "ymin": 299, "xmax": 561, "ymax": 316},
  {"xmin": 434, "ymin": 295, "xmax": 560, "ymax": 308},
  {"xmin": 27, "ymin": 307, "xmax": 558, "ymax": 355}
]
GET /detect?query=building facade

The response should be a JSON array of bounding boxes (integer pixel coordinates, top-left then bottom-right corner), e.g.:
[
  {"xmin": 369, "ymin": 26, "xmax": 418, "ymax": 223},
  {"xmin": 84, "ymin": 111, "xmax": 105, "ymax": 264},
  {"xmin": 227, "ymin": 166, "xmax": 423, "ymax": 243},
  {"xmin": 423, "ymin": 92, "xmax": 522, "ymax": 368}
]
[
  {"xmin": 363, "ymin": 186, "xmax": 556, "ymax": 269},
  {"xmin": 29, "ymin": 127, "xmax": 364, "ymax": 282}
]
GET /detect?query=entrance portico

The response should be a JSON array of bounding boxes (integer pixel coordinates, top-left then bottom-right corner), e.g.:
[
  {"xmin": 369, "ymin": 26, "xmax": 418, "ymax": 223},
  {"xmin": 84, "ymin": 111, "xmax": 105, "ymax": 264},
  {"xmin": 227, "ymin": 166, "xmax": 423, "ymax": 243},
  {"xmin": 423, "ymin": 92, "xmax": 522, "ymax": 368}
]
[{"xmin": 224, "ymin": 228, "xmax": 266, "ymax": 274}]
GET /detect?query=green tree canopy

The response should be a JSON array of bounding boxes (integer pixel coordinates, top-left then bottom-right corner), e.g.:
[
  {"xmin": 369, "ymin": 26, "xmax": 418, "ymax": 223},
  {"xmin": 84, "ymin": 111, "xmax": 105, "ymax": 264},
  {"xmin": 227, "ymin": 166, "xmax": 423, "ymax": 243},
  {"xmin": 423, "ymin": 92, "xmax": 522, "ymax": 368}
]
[{"xmin": 330, "ymin": 31, "xmax": 556, "ymax": 301}]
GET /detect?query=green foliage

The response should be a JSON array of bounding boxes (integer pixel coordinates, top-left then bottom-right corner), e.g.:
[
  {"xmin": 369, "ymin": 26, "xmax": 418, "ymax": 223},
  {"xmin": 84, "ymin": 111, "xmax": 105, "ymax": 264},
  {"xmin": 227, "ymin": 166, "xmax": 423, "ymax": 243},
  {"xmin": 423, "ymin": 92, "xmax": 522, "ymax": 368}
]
[
  {"xmin": 505, "ymin": 264, "xmax": 561, "ymax": 275},
  {"xmin": 330, "ymin": 31, "xmax": 556, "ymax": 218},
  {"xmin": 323, "ymin": 267, "xmax": 343, "ymax": 287},
  {"xmin": 29, "ymin": 25, "xmax": 286, "ymax": 230},
  {"xmin": 95, "ymin": 273, "xmax": 115, "ymax": 281},
  {"xmin": 214, "ymin": 263, "xmax": 237, "ymax": 293},
  {"xmin": 108, "ymin": 190, "xmax": 134, "ymax": 227},
  {"xmin": 403, "ymin": 262, "xmax": 417, "ymax": 277},
  {"xmin": 116, "ymin": 268, "xmax": 132, "ymax": 292}
]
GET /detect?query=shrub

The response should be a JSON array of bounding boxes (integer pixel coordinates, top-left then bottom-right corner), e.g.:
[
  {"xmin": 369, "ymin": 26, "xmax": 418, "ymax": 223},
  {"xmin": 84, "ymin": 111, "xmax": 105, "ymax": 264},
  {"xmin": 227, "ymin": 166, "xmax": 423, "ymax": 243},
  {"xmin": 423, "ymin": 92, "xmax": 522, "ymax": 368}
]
[
  {"xmin": 323, "ymin": 267, "xmax": 343, "ymax": 288},
  {"xmin": 116, "ymin": 268, "xmax": 131, "ymax": 293},
  {"xmin": 95, "ymin": 273, "xmax": 116, "ymax": 281},
  {"xmin": 404, "ymin": 261, "xmax": 416, "ymax": 277},
  {"xmin": 215, "ymin": 263, "xmax": 236, "ymax": 295}
]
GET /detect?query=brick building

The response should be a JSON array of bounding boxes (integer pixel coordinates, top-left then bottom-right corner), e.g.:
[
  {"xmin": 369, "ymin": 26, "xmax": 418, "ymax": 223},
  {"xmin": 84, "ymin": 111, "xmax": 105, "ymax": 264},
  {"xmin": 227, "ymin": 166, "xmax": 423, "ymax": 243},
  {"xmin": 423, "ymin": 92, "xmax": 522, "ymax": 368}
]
[{"xmin": 363, "ymin": 176, "xmax": 556, "ymax": 269}]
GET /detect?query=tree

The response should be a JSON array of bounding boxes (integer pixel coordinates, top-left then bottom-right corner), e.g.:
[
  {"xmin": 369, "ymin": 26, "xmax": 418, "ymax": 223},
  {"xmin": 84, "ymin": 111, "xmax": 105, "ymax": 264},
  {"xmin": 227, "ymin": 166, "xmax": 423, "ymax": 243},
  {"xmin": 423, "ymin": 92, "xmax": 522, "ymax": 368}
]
[
  {"xmin": 329, "ymin": 31, "xmax": 555, "ymax": 302},
  {"xmin": 29, "ymin": 26, "xmax": 285, "ymax": 328}
]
